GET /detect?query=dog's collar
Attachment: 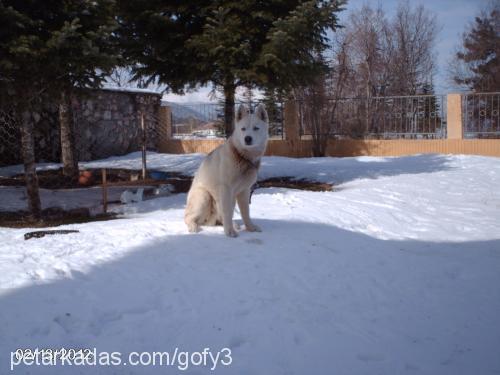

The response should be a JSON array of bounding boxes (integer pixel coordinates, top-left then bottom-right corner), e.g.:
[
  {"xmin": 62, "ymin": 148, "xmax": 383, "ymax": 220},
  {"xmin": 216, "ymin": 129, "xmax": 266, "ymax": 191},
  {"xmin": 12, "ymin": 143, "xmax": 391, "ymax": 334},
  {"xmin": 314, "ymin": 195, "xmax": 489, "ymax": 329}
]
[{"xmin": 229, "ymin": 141, "xmax": 261, "ymax": 171}]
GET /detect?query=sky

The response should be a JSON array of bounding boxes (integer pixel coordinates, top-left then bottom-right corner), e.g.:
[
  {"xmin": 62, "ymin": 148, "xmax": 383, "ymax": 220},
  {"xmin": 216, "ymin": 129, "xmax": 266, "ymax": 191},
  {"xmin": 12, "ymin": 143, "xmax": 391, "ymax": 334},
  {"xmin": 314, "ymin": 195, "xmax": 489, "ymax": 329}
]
[{"xmin": 163, "ymin": 0, "xmax": 489, "ymax": 103}]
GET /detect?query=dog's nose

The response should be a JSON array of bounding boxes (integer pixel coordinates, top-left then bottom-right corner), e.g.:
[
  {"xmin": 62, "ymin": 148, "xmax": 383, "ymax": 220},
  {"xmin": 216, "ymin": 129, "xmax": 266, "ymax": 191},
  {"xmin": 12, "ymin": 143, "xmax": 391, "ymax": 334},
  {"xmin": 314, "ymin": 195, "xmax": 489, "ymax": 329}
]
[{"xmin": 244, "ymin": 136, "xmax": 252, "ymax": 145}]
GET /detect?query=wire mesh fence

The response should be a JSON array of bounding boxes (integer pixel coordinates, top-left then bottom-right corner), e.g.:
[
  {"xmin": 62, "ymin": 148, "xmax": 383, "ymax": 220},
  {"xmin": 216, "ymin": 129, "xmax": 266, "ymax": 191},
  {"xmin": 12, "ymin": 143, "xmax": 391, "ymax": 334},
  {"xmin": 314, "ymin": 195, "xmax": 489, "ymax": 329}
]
[
  {"xmin": 0, "ymin": 106, "xmax": 20, "ymax": 167},
  {"xmin": 0, "ymin": 89, "xmax": 174, "ymax": 223},
  {"xmin": 169, "ymin": 101, "xmax": 284, "ymax": 139},
  {"xmin": 463, "ymin": 92, "xmax": 500, "ymax": 138},
  {"xmin": 299, "ymin": 94, "xmax": 447, "ymax": 139}
]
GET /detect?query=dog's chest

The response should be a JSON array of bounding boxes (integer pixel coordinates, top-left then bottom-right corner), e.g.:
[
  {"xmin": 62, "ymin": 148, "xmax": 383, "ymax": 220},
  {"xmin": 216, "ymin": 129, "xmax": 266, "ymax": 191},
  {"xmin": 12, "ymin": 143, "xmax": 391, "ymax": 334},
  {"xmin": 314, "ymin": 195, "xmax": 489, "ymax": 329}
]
[{"xmin": 231, "ymin": 166, "xmax": 257, "ymax": 193}]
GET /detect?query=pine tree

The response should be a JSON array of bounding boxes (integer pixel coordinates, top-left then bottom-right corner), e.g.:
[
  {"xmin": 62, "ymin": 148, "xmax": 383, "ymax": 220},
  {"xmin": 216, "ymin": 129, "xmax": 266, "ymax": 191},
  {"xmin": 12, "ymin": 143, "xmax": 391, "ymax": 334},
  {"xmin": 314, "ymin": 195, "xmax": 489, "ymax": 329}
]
[
  {"xmin": 0, "ymin": 0, "xmax": 118, "ymax": 218},
  {"xmin": 118, "ymin": 0, "xmax": 345, "ymax": 135},
  {"xmin": 262, "ymin": 87, "xmax": 285, "ymax": 137},
  {"xmin": 1, "ymin": 3, "xmax": 45, "ymax": 219},
  {"xmin": 453, "ymin": 2, "xmax": 500, "ymax": 92},
  {"xmin": 46, "ymin": 1, "xmax": 118, "ymax": 179}
]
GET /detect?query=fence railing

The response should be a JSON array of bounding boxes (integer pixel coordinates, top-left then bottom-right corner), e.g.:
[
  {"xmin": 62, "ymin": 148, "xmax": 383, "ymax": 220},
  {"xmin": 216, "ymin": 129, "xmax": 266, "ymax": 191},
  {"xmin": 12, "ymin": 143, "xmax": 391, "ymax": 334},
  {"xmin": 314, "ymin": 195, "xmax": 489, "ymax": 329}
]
[
  {"xmin": 298, "ymin": 95, "xmax": 447, "ymax": 139},
  {"xmin": 462, "ymin": 92, "xmax": 500, "ymax": 138},
  {"xmin": 169, "ymin": 101, "xmax": 284, "ymax": 139}
]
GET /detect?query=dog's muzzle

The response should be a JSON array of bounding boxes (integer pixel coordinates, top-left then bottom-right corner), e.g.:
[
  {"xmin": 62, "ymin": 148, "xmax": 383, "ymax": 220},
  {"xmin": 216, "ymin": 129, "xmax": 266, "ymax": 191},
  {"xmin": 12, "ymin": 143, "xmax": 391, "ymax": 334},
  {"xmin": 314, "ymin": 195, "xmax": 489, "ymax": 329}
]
[{"xmin": 244, "ymin": 136, "xmax": 252, "ymax": 145}]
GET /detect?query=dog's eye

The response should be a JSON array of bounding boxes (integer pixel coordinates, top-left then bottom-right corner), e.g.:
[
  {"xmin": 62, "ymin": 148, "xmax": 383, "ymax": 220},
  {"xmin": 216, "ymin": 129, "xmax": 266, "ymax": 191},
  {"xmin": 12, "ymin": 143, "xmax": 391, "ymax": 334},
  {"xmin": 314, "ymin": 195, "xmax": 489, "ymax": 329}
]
[
  {"xmin": 241, "ymin": 127, "xmax": 246, "ymax": 131},
  {"xmin": 253, "ymin": 127, "xmax": 259, "ymax": 131}
]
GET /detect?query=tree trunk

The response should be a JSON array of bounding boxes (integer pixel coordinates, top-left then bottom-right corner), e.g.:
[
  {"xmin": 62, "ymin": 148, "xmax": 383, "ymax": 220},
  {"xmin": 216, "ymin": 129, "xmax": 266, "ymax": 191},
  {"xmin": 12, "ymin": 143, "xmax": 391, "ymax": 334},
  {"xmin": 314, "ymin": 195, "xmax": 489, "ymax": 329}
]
[
  {"xmin": 223, "ymin": 81, "xmax": 236, "ymax": 138},
  {"xmin": 20, "ymin": 110, "xmax": 41, "ymax": 220},
  {"xmin": 59, "ymin": 89, "xmax": 79, "ymax": 179}
]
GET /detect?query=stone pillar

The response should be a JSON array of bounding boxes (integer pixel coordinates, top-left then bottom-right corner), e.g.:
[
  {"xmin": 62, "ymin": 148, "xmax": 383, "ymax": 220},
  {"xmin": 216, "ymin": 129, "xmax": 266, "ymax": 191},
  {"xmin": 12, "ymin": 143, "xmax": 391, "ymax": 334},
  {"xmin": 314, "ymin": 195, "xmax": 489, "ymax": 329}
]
[
  {"xmin": 284, "ymin": 100, "xmax": 300, "ymax": 142},
  {"xmin": 447, "ymin": 94, "xmax": 463, "ymax": 139}
]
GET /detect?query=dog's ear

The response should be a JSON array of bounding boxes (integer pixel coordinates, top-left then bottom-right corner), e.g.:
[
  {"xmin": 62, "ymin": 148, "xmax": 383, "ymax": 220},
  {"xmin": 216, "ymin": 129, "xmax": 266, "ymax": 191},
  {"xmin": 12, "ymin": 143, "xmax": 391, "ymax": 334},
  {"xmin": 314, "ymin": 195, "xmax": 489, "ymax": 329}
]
[
  {"xmin": 236, "ymin": 104, "xmax": 250, "ymax": 122},
  {"xmin": 255, "ymin": 103, "xmax": 269, "ymax": 123}
]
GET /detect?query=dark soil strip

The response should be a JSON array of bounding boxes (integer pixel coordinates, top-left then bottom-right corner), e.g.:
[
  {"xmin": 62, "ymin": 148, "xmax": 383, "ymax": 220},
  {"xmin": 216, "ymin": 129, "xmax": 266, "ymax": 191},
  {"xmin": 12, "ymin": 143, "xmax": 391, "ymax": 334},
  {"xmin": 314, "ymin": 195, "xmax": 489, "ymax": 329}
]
[
  {"xmin": 1, "ymin": 169, "xmax": 334, "ymax": 192},
  {"xmin": 0, "ymin": 208, "xmax": 117, "ymax": 228},
  {"xmin": 0, "ymin": 170, "xmax": 334, "ymax": 227},
  {"xmin": 0, "ymin": 168, "xmax": 191, "ymax": 190},
  {"xmin": 258, "ymin": 177, "xmax": 333, "ymax": 192}
]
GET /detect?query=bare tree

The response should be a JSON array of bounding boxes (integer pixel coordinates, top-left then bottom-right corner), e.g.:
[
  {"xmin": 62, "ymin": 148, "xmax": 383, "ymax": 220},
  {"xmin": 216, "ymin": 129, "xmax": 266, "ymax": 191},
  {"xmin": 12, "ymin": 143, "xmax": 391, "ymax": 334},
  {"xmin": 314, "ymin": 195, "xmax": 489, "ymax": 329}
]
[
  {"xmin": 332, "ymin": 2, "xmax": 437, "ymax": 98},
  {"xmin": 391, "ymin": 1, "xmax": 438, "ymax": 95},
  {"xmin": 299, "ymin": 1, "xmax": 439, "ymax": 143},
  {"xmin": 299, "ymin": 48, "xmax": 351, "ymax": 156}
]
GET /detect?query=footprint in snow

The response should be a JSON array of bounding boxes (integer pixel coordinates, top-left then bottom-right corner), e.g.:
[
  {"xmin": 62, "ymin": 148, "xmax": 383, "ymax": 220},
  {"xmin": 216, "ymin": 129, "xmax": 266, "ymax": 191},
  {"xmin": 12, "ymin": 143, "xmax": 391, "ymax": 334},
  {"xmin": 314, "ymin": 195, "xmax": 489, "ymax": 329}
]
[
  {"xmin": 228, "ymin": 336, "xmax": 246, "ymax": 349},
  {"xmin": 245, "ymin": 238, "xmax": 263, "ymax": 245}
]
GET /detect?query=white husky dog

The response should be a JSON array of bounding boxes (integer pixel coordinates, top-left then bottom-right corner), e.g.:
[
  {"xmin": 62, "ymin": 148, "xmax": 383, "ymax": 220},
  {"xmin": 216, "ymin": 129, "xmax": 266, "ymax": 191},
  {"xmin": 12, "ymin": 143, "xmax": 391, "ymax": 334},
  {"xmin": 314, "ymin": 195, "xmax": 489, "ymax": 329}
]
[{"xmin": 185, "ymin": 104, "xmax": 269, "ymax": 237}]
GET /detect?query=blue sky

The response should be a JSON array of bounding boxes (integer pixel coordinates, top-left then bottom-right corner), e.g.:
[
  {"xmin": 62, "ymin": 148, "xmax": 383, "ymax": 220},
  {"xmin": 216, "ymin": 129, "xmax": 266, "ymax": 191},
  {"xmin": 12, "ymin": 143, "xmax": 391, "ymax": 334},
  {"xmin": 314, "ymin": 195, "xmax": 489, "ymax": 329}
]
[
  {"xmin": 164, "ymin": 0, "xmax": 487, "ymax": 102},
  {"xmin": 342, "ymin": 0, "xmax": 488, "ymax": 93}
]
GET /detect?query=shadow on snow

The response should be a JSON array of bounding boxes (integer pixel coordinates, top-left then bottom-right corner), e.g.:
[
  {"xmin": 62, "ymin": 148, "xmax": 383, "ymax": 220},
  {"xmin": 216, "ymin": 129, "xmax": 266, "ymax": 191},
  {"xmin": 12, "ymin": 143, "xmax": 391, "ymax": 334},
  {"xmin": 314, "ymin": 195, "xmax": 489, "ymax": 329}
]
[{"xmin": 1, "ymin": 219, "xmax": 499, "ymax": 375}]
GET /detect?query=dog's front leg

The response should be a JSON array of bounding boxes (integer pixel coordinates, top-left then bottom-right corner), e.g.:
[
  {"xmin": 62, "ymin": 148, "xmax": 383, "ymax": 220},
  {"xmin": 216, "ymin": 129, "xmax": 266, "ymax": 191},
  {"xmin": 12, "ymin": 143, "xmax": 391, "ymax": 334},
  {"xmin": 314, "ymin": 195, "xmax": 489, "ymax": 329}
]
[
  {"xmin": 237, "ymin": 188, "xmax": 261, "ymax": 232},
  {"xmin": 217, "ymin": 185, "xmax": 238, "ymax": 237}
]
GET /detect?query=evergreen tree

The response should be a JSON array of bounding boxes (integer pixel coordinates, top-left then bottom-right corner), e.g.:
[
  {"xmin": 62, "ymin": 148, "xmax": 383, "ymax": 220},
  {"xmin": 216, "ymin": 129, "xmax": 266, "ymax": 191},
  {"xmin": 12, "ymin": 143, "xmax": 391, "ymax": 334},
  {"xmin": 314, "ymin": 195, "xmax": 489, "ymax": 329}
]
[
  {"xmin": 48, "ymin": 0, "xmax": 118, "ymax": 179},
  {"xmin": 453, "ymin": 2, "xmax": 500, "ymax": 92},
  {"xmin": 1, "ymin": 2, "xmax": 46, "ymax": 219},
  {"xmin": 242, "ymin": 85, "xmax": 255, "ymax": 108},
  {"xmin": 118, "ymin": 0, "xmax": 345, "ymax": 135},
  {"xmin": 262, "ymin": 87, "xmax": 285, "ymax": 137},
  {"xmin": 0, "ymin": 0, "xmax": 118, "ymax": 218}
]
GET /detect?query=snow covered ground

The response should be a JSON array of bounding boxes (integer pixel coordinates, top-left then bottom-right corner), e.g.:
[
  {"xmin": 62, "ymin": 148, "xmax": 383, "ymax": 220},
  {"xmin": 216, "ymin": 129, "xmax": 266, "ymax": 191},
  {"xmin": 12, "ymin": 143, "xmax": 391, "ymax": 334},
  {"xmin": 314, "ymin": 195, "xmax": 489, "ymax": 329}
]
[{"xmin": 1, "ymin": 152, "xmax": 499, "ymax": 374}]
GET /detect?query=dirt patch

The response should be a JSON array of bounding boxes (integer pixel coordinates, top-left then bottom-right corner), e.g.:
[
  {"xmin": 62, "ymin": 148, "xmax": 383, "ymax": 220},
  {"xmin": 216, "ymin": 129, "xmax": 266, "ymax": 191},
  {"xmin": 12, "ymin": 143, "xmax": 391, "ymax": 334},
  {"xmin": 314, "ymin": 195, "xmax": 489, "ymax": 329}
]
[
  {"xmin": 0, "ymin": 168, "xmax": 192, "ymax": 190},
  {"xmin": 1, "ymin": 169, "xmax": 334, "ymax": 193},
  {"xmin": 258, "ymin": 177, "xmax": 333, "ymax": 192},
  {"xmin": 0, "ymin": 170, "xmax": 334, "ymax": 227},
  {"xmin": 0, "ymin": 207, "xmax": 118, "ymax": 228}
]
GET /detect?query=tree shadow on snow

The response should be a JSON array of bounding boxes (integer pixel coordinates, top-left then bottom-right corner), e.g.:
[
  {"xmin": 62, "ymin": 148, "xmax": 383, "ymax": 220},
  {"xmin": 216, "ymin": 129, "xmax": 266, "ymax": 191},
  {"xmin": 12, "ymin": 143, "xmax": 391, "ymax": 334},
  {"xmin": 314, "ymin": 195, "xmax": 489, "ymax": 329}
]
[{"xmin": 1, "ymin": 219, "xmax": 499, "ymax": 375}]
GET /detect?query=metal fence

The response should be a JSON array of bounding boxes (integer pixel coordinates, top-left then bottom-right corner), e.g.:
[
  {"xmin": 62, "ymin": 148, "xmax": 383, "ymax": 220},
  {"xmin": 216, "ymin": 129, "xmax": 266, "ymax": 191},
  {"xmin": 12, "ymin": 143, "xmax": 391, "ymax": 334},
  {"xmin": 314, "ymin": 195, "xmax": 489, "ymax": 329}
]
[
  {"xmin": 463, "ymin": 92, "xmax": 500, "ymax": 138},
  {"xmin": 0, "ymin": 107, "xmax": 20, "ymax": 167},
  {"xmin": 169, "ymin": 101, "xmax": 284, "ymax": 139},
  {"xmin": 299, "ymin": 94, "xmax": 447, "ymax": 139},
  {"xmin": 0, "ymin": 109, "xmax": 164, "ymax": 184},
  {"xmin": 0, "ymin": 91, "xmax": 172, "ymax": 226}
]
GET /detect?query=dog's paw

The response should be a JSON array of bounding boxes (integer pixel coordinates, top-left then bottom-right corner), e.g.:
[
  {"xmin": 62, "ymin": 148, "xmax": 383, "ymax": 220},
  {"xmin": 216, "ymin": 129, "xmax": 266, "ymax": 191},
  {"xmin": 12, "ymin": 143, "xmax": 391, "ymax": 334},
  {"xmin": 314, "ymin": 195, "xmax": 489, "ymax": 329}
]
[
  {"xmin": 246, "ymin": 223, "xmax": 261, "ymax": 232},
  {"xmin": 187, "ymin": 222, "xmax": 201, "ymax": 233},
  {"xmin": 225, "ymin": 227, "xmax": 239, "ymax": 238}
]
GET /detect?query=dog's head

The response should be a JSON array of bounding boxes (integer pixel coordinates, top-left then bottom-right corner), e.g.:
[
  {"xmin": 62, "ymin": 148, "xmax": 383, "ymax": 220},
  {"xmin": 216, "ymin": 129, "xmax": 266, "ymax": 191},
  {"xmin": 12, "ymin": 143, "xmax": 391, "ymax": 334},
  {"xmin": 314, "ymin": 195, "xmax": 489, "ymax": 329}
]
[{"xmin": 233, "ymin": 104, "xmax": 269, "ymax": 154}]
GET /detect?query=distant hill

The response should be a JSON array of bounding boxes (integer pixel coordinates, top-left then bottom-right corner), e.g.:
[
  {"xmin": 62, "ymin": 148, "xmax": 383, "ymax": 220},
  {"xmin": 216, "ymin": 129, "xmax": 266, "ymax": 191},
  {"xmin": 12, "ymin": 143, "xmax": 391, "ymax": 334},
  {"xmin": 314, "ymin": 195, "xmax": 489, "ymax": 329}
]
[{"xmin": 161, "ymin": 101, "xmax": 219, "ymax": 123}]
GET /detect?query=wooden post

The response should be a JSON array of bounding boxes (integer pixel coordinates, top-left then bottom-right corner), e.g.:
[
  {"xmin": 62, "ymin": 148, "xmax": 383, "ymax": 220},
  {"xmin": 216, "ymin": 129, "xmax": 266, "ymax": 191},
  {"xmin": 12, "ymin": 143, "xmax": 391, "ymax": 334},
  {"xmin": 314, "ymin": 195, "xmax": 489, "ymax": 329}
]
[
  {"xmin": 284, "ymin": 100, "xmax": 301, "ymax": 142},
  {"xmin": 283, "ymin": 100, "xmax": 302, "ymax": 156},
  {"xmin": 102, "ymin": 168, "xmax": 107, "ymax": 214},
  {"xmin": 447, "ymin": 93, "xmax": 463, "ymax": 139},
  {"xmin": 141, "ymin": 113, "xmax": 147, "ymax": 180},
  {"xmin": 157, "ymin": 106, "xmax": 172, "ymax": 152}
]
